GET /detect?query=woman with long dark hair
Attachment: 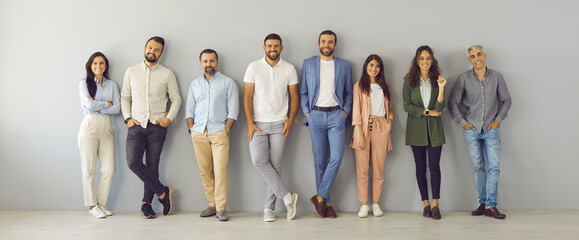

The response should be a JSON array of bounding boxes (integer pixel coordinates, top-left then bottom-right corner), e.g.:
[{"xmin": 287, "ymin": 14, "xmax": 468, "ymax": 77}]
[
  {"xmin": 402, "ymin": 46, "xmax": 447, "ymax": 220},
  {"xmin": 350, "ymin": 54, "xmax": 393, "ymax": 218},
  {"xmin": 78, "ymin": 52, "xmax": 120, "ymax": 218}
]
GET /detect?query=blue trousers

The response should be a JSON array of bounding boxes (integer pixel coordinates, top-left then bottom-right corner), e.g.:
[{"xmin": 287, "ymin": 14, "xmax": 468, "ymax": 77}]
[
  {"xmin": 465, "ymin": 128, "xmax": 501, "ymax": 208},
  {"xmin": 307, "ymin": 110, "xmax": 346, "ymax": 203}
]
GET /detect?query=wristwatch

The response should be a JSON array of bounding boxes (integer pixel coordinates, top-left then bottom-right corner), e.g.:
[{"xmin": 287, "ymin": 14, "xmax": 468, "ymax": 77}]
[
  {"xmin": 425, "ymin": 109, "xmax": 429, "ymax": 116},
  {"xmin": 124, "ymin": 117, "xmax": 132, "ymax": 124}
]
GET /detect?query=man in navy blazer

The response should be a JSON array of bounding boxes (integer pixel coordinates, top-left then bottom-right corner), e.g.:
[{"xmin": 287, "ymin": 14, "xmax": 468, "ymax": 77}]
[{"xmin": 300, "ymin": 30, "xmax": 353, "ymax": 218}]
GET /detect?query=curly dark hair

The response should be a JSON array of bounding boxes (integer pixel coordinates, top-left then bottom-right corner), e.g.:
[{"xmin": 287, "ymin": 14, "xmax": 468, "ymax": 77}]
[
  {"xmin": 358, "ymin": 54, "xmax": 390, "ymax": 101},
  {"xmin": 404, "ymin": 45, "xmax": 441, "ymax": 88}
]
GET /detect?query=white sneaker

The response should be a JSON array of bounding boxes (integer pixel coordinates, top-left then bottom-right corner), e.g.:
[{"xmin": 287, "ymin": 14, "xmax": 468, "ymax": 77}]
[
  {"xmin": 263, "ymin": 209, "xmax": 276, "ymax": 222},
  {"xmin": 372, "ymin": 203, "xmax": 384, "ymax": 217},
  {"xmin": 285, "ymin": 193, "xmax": 298, "ymax": 220},
  {"xmin": 98, "ymin": 205, "xmax": 112, "ymax": 216},
  {"xmin": 358, "ymin": 205, "xmax": 369, "ymax": 218},
  {"xmin": 89, "ymin": 206, "xmax": 106, "ymax": 218}
]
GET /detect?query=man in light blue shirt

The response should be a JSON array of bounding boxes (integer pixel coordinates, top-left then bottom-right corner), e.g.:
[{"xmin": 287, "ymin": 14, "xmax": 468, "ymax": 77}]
[{"xmin": 186, "ymin": 49, "xmax": 239, "ymax": 221}]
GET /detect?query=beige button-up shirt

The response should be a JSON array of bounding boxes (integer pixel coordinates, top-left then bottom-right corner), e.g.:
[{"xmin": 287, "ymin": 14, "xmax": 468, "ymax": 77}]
[{"xmin": 121, "ymin": 62, "xmax": 182, "ymax": 128}]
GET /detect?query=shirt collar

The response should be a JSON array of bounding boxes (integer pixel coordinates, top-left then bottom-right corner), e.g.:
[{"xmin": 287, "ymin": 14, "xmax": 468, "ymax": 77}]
[
  {"xmin": 262, "ymin": 56, "xmax": 283, "ymax": 68},
  {"xmin": 471, "ymin": 67, "xmax": 489, "ymax": 78},
  {"xmin": 93, "ymin": 77, "xmax": 108, "ymax": 83},
  {"xmin": 142, "ymin": 61, "xmax": 160, "ymax": 71}
]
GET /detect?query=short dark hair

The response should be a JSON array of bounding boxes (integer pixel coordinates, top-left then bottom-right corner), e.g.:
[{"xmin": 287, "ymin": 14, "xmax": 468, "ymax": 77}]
[
  {"xmin": 145, "ymin": 36, "xmax": 165, "ymax": 52},
  {"xmin": 318, "ymin": 30, "xmax": 337, "ymax": 43},
  {"xmin": 199, "ymin": 49, "xmax": 218, "ymax": 60},
  {"xmin": 264, "ymin": 33, "xmax": 282, "ymax": 45}
]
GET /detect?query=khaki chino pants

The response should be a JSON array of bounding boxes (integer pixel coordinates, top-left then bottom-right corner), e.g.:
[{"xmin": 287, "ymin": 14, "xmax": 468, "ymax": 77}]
[{"xmin": 191, "ymin": 129, "xmax": 229, "ymax": 211}]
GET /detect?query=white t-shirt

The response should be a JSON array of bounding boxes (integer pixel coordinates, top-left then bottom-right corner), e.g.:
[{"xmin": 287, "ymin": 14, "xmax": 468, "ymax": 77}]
[
  {"xmin": 419, "ymin": 77, "xmax": 431, "ymax": 109},
  {"xmin": 243, "ymin": 57, "xmax": 298, "ymax": 122},
  {"xmin": 370, "ymin": 84, "xmax": 386, "ymax": 116},
  {"xmin": 315, "ymin": 59, "xmax": 339, "ymax": 107}
]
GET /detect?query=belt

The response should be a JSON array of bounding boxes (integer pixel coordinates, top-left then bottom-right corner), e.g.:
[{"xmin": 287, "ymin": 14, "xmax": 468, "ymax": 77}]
[{"xmin": 313, "ymin": 105, "xmax": 341, "ymax": 112}]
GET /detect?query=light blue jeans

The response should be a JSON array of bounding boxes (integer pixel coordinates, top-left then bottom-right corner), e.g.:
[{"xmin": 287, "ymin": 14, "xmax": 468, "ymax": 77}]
[
  {"xmin": 464, "ymin": 128, "xmax": 501, "ymax": 209},
  {"xmin": 307, "ymin": 110, "xmax": 346, "ymax": 203}
]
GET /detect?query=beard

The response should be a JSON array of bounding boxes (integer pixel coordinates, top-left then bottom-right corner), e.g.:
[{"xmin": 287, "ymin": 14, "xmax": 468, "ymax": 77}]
[
  {"xmin": 266, "ymin": 51, "xmax": 279, "ymax": 61},
  {"xmin": 204, "ymin": 66, "xmax": 216, "ymax": 76},
  {"xmin": 319, "ymin": 47, "xmax": 334, "ymax": 57},
  {"xmin": 144, "ymin": 53, "xmax": 158, "ymax": 63}
]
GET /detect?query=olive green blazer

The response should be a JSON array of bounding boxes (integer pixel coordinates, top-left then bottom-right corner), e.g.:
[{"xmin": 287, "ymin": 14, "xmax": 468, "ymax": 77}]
[{"xmin": 402, "ymin": 78, "xmax": 446, "ymax": 147}]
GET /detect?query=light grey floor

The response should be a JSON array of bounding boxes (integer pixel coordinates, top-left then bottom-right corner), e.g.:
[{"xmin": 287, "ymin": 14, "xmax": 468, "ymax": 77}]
[{"xmin": 1, "ymin": 210, "xmax": 578, "ymax": 240}]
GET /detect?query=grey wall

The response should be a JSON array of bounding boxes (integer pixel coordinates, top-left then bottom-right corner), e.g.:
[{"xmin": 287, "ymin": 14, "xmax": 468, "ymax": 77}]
[{"xmin": 1, "ymin": 0, "xmax": 577, "ymax": 212}]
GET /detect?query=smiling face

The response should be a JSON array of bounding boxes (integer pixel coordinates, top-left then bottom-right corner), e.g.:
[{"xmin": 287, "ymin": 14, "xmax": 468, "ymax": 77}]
[
  {"xmin": 144, "ymin": 40, "xmax": 163, "ymax": 63},
  {"xmin": 263, "ymin": 39, "xmax": 283, "ymax": 61},
  {"xmin": 417, "ymin": 50, "xmax": 433, "ymax": 72},
  {"xmin": 318, "ymin": 34, "xmax": 337, "ymax": 58},
  {"xmin": 91, "ymin": 56, "xmax": 107, "ymax": 78},
  {"xmin": 366, "ymin": 59, "xmax": 380, "ymax": 80},
  {"xmin": 468, "ymin": 49, "xmax": 487, "ymax": 71},
  {"xmin": 200, "ymin": 52, "xmax": 218, "ymax": 76}
]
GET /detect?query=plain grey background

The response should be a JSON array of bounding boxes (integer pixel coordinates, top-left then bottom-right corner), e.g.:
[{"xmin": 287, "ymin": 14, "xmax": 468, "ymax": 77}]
[{"xmin": 1, "ymin": 0, "xmax": 577, "ymax": 212}]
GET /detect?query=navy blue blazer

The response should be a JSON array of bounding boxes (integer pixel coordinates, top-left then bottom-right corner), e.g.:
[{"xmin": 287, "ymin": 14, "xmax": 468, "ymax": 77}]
[{"xmin": 299, "ymin": 55, "xmax": 353, "ymax": 126}]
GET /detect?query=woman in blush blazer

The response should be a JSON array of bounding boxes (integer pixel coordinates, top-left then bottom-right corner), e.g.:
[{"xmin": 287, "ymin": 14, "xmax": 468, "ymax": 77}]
[
  {"xmin": 402, "ymin": 45, "xmax": 447, "ymax": 220},
  {"xmin": 350, "ymin": 54, "xmax": 393, "ymax": 218}
]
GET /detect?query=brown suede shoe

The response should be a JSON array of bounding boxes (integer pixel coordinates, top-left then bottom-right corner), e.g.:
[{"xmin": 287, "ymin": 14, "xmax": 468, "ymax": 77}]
[
  {"xmin": 325, "ymin": 206, "xmax": 337, "ymax": 218},
  {"xmin": 422, "ymin": 205, "xmax": 432, "ymax": 218},
  {"xmin": 310, "ymin": 195, "xmax": 326, "ymax": 218},
  {"xmin": 471, "ymin": 203, "xmax": 486, "ymax": 216},
  {"xmin": 484, "ymin": 207, "xmax": 506, "ymax": 219},
  {"xmin": 431, "ymin": 206, "xmax": 441, "ymax": 220}
]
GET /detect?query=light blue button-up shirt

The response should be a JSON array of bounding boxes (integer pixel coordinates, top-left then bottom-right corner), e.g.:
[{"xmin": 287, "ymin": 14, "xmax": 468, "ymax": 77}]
[
  {"xmin": 186, "ymin": 72, "xmax": 239, "ymax": 134},
  {"xmin": 79, "ymin": 77, "xmax": 120, "ymax": 115}
]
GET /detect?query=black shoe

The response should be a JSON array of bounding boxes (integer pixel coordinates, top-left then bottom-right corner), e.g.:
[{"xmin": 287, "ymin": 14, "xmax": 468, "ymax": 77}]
[
  {"xmin": 141, "ymin": 203, "xmax": 156, "ymax": 219},
  {"xmin": 158, "ymin": 185, "xmax": 174, "ymax": 215},
  {"xmin": 431, "ymin": 206, "xmax": 442, "ymax": 220},
  {"xmin": 423, "ymin": 205, "xmax": 432, "ymax": 218}
]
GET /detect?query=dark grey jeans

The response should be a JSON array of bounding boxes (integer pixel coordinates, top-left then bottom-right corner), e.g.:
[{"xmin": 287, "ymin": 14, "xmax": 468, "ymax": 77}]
[{"xmin": 126, "ymin": 122, "xmax": 167, "ymax": 203}]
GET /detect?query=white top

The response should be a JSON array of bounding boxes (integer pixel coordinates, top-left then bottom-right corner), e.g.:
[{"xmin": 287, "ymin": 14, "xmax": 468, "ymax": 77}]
[
  {"xmin": 121, "ymin": 62, "xmax": 182, "ymax": 128},
  {"xmin": 315, "ymin": 59, "xmax": 339, "ymax": 107},
  {"xmin": 243, "ymin": 57, "xmax": 298, "ymax": 122},
  {"xmin": 370, "ymin": 84, "xmax": 386, "ymax": 116},
  {"xmin": 419, "ymin": 77, "xmax": 431, "ymax": 109}
]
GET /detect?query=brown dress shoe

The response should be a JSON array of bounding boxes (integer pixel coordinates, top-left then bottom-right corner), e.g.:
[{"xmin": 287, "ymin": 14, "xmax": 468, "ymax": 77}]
[
  {"xmin": 310, "ymin": 195, "xmax": 326, "ymax": 218},
  {"xmin": 484, "ymin": 207, "xmax": 506, "ymax": 219},
  {"xmin": 422, "ymin": 205, "xmax": 432, "ymax": 218},
  {"xmin": 471, "ymin": 203, "xmax": 486, "ymax": 216},
  {"xmin": 431, "ymin": 206, "xmax": 441, "ymax": 220},
  {"xmin": 325, "ymin": 206, "xmax": 337, "ymax": 218}
]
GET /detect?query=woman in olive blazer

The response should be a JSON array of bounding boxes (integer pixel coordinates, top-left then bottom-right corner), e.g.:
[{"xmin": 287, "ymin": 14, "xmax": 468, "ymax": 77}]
[{"xmin": 402, "ymin": 45, "xmax": 447, "ymax": 220}]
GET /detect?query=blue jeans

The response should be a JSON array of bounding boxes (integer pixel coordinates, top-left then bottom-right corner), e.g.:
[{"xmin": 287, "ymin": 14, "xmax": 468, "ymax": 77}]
[
  {"xmin": 464, "ymin": 128, "xmax": 501, "ymax": 208},
  {"xmin": 307, "ymin": 110, "xmax": 346, "ymax": 203}
]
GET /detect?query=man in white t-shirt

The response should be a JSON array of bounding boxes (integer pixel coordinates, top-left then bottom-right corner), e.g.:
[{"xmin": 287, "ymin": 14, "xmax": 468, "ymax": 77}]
[
  {"xmin": 243, "ymin": 33, "xmax": 299, "ymax": 222},
  {"xmin": 300, "ymin": 30, "xmax": 353, "ymax": 218}
]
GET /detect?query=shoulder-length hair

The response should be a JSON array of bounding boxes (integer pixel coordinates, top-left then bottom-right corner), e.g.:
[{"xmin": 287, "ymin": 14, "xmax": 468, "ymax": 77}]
[
  {"xmin": 404, "ymin": 45, "xmax": 440, "ymax": 88},
  {"xmin": 359, "ymin": 54, "xmax": 390, "ymax": 101},
  {"xmin": 85, "ymin": 52, "xmax": 110, "ymax": 98}
]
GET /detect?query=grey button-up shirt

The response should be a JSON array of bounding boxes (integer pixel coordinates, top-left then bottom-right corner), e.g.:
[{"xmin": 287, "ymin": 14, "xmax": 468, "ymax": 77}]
[{"xmin": 449, "ymin": 68, "xmax": 512, "ymax": 133}]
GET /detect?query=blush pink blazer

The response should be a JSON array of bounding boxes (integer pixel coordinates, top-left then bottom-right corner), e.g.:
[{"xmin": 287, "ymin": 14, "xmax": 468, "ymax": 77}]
[{"xmin": 349, "ymin": 82, "xmax": 393, "ymax": 151}]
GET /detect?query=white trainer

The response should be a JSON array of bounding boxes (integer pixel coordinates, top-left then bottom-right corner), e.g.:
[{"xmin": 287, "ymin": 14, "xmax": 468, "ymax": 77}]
[
  {"xmin": 89, "ymin": 206, "xmax": 106, "ymax": 218},
  {"xmin": 372, "ymin": 203, "xmax": 384, "ymax": 217},
  {"xmin": 263, "ymin": 209, "xmax": 276, "ymax": 222},
  {"xmin": 285, "ymin": 193, "xmax": 298, "ymax": 220},
  {"xmin": 99, "ymin": 205, "xmax": 113, "ymax": 216},
  {"xmin": 358, "ymin": 205, "xmax": 369, "ymax": 218}
]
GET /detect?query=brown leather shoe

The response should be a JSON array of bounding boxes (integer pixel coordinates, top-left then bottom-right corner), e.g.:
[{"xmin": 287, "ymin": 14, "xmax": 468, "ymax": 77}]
[
  {"xmin": 310, "ymin": 195, "xmax": 326, "ymax": 218},
  {"xmin": 325, "ymin": 206, "xmax": 337, "ymax": 218},
  {"xmin": 422, "ymin": 205, "xmax": 432, "ymax": 218},
  {"xmin": 431, "ymin": 206, "xmax": 441, "ymax": 220},
  {"xmin": 484, "ymin": 207, "xmax": 506, "ymax": 219},
  {"xmin": 471, "ymin": 203, "xmax": 486, "ymax": 216}
]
